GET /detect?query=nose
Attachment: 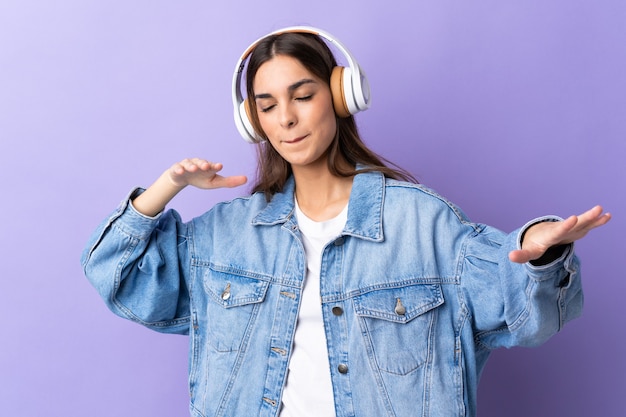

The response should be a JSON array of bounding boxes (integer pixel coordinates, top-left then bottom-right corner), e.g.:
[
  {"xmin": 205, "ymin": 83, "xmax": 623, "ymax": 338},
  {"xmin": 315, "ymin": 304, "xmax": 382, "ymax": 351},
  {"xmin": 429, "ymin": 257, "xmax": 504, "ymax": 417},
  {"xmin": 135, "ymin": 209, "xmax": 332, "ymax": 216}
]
[{"xmin": 279, "ymin": 103, "xmax": 297, "ymax": 128}]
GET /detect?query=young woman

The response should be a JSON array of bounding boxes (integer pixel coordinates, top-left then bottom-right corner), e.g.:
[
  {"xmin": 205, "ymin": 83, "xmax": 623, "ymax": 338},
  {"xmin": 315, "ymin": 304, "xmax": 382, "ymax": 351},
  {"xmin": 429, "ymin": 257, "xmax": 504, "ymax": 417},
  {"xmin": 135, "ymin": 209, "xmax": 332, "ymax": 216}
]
[{"xmin": 81, "ymin": 27, "xmax": 610, "ymax": 417}]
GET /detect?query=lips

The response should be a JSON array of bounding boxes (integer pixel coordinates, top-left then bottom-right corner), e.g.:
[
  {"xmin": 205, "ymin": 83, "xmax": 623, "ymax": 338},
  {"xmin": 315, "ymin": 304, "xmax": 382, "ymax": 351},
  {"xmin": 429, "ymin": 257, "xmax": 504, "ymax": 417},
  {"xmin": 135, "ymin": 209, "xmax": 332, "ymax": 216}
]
[{"xmin": 284, "ymin": 134, "xmax": 308, "ymax": 144}]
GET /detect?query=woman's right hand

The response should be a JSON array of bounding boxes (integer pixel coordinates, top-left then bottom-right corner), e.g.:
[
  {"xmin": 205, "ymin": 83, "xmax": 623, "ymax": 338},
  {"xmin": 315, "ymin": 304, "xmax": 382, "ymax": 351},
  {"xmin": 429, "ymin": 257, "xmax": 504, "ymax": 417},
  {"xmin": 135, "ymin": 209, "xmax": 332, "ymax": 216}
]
[
  {"xmin": 132, "ymin": 159, "xmax": 247, "ymax": 217},
  {"xmin": 169, "ymin": 158, "xmax": 248, "ymax": 190}
]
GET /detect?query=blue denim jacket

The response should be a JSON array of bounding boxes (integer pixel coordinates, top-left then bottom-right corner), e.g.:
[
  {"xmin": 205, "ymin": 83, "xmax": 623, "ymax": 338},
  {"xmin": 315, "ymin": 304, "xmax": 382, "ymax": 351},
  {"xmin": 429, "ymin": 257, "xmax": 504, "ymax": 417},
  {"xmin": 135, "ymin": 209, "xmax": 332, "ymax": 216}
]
[{"xmin": 81, "ymin": 171, "xmax": 581, "ymax": 417}]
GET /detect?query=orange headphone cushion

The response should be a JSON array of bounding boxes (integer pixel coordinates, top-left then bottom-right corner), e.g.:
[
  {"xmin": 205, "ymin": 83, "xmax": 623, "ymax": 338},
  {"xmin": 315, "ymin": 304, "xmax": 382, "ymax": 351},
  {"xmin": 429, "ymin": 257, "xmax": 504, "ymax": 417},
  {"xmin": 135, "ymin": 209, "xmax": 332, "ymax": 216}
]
[{"xmin": 330, "ymin": 66, "xmax": 351, "ymax": 118}]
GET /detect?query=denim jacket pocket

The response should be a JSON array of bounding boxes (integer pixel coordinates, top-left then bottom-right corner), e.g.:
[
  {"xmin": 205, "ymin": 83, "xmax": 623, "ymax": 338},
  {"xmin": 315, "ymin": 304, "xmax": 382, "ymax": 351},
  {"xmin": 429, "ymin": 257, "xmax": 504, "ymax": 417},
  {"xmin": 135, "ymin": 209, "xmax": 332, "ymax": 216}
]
[
  {"xmin": 353, "ymin": 282, "xmax": 444, "ymax": 375},
  {"xmin": 203, "ymin": 265, "xmax": 270, "ymax": 352}
]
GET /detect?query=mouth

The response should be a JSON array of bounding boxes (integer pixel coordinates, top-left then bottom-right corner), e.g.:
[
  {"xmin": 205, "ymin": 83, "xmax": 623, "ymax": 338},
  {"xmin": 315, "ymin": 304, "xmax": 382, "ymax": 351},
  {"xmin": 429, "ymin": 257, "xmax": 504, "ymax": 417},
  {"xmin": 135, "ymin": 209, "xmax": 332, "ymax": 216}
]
[{"xmin": 283, "ymin": 134, "xmax": 308, "ymax": 144}]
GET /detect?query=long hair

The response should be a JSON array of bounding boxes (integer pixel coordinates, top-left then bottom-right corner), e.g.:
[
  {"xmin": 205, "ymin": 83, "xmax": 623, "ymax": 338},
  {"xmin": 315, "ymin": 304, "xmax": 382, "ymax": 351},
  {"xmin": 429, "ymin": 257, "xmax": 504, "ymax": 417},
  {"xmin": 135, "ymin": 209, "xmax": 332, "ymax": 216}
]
[{"xmin": 245, "ymin": 31, "xmax": 416, "ymax": 198}]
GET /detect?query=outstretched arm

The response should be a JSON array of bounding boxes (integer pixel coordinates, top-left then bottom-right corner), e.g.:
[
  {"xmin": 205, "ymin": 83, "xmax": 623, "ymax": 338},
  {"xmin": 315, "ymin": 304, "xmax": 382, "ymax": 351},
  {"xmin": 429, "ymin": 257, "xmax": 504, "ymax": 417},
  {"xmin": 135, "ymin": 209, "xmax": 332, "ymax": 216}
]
[
  {"xmin": 508, "ymin": 205, "xmax": 611, "ymax": 264},
  {"xmin": 132, "ymin": 158, "xmax": 248, "ymax": 217}
]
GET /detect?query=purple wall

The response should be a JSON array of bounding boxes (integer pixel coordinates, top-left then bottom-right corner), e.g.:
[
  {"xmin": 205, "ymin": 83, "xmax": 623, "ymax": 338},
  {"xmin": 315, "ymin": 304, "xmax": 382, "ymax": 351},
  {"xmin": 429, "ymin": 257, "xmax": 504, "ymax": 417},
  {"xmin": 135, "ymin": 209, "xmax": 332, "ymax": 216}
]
[{"xmin": 1, "ymin": 1, "xmax": 624, "ymax": 416}]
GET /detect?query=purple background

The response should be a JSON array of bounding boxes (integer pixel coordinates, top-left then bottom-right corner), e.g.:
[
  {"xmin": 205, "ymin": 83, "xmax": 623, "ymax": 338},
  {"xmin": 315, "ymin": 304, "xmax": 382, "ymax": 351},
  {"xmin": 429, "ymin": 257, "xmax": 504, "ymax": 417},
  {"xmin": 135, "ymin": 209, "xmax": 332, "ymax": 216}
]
[{"xmin": 1, "ymin": 1, "xmax": 624, "ymax": 416}]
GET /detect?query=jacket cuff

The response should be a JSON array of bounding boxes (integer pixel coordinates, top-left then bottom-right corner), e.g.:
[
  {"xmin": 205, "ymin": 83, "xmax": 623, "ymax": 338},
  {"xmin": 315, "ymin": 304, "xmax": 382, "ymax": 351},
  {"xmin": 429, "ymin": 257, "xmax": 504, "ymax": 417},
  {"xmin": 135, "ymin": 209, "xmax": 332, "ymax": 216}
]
[
  {"xmin": 110, "ymin": 187, "xmax": 163, "ymax": 239},
  {"xmin": 517, "ymin": 215, "xmax": 573, "ymax": 265}
]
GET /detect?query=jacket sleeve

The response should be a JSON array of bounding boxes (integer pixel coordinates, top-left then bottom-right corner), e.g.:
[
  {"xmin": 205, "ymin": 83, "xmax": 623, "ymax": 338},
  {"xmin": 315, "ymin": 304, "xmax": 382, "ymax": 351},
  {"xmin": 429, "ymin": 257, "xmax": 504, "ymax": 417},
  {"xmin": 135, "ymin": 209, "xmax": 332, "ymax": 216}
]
[
  {"xmin": 80, "ymin": 188, "xmax": 192, "ymax": 335},
  {"xmin": 461, "ymin": 216, "xmax": 582, "ymax": 350}
]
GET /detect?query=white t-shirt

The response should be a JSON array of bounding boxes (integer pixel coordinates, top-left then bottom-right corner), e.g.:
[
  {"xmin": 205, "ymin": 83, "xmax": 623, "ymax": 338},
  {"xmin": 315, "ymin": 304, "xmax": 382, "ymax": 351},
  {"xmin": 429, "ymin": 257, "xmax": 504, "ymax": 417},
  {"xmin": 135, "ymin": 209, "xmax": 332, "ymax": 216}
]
[{"xmin": 279, "ymin": 200, "xmax": 348, "ymax": 417}]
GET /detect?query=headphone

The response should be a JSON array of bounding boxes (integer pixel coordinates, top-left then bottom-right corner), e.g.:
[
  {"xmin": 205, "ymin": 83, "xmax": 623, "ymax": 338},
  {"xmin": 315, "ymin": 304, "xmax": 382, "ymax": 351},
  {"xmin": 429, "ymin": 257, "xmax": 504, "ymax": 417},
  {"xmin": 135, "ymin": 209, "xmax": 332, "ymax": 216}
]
[{"xmin": 231, "ymin": 26, "xmax": 371, "ymax": 143}]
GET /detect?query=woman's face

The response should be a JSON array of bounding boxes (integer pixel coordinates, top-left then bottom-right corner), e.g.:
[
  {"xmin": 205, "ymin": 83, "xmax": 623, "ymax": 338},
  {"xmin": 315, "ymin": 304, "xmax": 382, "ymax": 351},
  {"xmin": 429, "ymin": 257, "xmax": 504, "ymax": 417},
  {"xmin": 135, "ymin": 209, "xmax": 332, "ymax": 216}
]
[{"xmin": 253, "ymin": 54, "xmax": 337, "ymax": 170}]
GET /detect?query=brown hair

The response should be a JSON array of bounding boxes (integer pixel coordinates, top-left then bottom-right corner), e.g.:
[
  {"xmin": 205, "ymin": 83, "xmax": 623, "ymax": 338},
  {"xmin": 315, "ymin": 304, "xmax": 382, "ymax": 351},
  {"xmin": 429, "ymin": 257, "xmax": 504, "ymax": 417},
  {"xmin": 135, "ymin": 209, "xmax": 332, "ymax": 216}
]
[{"xmin": 245, "ymin": 31, "xmax": 416, "ymax": 198}]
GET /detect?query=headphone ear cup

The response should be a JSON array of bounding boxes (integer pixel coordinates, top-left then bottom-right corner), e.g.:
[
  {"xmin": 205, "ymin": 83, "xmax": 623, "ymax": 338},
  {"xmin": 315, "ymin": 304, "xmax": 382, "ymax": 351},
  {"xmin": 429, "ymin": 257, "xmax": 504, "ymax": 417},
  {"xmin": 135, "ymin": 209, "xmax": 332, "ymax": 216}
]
[
  {"xmin": 351, "ymin": 65, "xmax": 371, "ymax": 112},
  {"xmin": 236, "ymin": 99, "xmax": 261, "ymax": 143},
  {"xmin": 330, "ymin": 66, "xmax": 351, "ymax": 118}
]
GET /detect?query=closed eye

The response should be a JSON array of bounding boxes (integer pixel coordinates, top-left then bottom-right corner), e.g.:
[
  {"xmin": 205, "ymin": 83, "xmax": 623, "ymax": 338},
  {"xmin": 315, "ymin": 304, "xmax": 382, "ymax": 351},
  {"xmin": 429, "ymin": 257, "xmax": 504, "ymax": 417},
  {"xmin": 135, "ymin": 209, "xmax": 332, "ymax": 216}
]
[
  {"xmin": 259, "ymin": 104, "xmax": 276, "ymax": 113},
  {"xmin": 258, "ymin": 94, "xmax": 313, "ymax": 112}
]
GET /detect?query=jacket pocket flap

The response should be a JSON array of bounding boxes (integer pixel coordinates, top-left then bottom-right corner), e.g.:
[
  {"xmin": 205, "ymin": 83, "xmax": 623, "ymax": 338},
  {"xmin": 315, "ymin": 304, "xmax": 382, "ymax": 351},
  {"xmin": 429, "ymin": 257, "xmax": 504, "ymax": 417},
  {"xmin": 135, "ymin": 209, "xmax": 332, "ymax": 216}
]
[
  {"xmin": 203, "ymin": 266, "xmax": 270, "ymax": 308},
  {"xmin": 354, "ymin": 283, "xmax": 443, "ymax": 323}
]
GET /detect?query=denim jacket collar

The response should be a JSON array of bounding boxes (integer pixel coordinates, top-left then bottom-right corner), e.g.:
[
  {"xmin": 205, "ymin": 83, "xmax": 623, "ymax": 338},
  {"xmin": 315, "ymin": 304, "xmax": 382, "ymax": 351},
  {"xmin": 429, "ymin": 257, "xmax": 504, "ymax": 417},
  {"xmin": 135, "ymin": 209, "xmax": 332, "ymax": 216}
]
[{"xmin": 251, "ymin": 170, "xmax": 385, "ymax": 242}]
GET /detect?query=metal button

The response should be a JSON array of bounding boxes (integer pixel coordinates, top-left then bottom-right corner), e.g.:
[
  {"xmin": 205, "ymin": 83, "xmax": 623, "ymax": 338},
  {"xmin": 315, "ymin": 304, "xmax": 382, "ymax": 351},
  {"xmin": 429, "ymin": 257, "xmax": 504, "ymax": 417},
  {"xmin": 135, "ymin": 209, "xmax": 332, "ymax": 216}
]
[
  {"xmin": 221, "ymin": 283, "xmax": 231, "ymax": 301},
  {"xmin": 332, "ymin": 306, "xmax": 344, "ymax": 316},
  {"xmin": 338, "ymin": 364, "xmax": 349, "ymax": 374},
  {"xmin": 263, "ymin": 397, "xmax": 278, "ymax": 407},
  {"xmin": 333, "ymin": 237, "xmax": 345, "ymax": 246},
  {"xmin": 395, "ymin": 298, "xmax": 406, "ymax": 316}
]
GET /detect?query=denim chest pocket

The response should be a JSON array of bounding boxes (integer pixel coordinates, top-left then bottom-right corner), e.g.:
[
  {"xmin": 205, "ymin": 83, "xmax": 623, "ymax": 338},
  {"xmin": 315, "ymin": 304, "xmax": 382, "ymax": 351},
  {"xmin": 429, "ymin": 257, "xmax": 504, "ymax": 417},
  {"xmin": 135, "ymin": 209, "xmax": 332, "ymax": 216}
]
[
  {"xmin": 353, "ymin": 283, "xmax": 444, "ymax": 375},
  {"xmin": 203, "ymin": 266, "xmax": 270, "ymax": 352}
]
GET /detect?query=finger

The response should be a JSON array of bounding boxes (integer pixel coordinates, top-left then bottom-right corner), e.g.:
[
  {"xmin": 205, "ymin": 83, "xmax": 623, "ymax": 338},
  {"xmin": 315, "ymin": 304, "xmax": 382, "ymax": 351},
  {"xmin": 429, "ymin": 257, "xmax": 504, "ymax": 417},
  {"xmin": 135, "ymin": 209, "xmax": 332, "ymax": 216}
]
[
  {"xmin": 594, "ymin": 212, "xmax": 612, "ymax": 227},
  {"xmin": 217, "ymin": 175, "xmax": 248, "ymax": 188},
  {"xmin": 171, "ymin": 162, "xmax": 185, "ymax": 175},
  {"xmin": 576, "ymin": 205, "xmax": 606, "ymax": 226},
  {"xmin": 178, "ymin": 158, "xmax": 199, "ymax": 172},
  {"xmin": 569, "ymin": 206, "xmax": 611, "ymax": 234},
  {"xmin": 194, "ymin": 159, "xmax": 221, "ymax": 172},
  {"xmin": 559, "ymin": 214, "xmax": 579, "ymax": 233},
  {"xmin": 229, "ymin": 175, "xmax": 248, "ymax": 187},
  {"xmin": 209, "ymin": 162, "xmax": 224, "ymax": 172},
  {"xmin": 584, "ymin": 205, "xmax": 611, "ymax": 228},
  {"xmin": 508, "ymin": 249, "xmax": 535, "ymax": 264}
]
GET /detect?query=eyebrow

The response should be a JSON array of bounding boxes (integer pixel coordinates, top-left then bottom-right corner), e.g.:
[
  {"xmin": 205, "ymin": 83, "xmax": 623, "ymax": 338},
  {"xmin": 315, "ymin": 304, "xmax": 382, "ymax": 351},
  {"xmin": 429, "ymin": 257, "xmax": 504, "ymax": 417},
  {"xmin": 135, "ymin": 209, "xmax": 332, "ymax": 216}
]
[{"xmin": 254, "ymin": 78, "xmax": 317, "ymax": 100}]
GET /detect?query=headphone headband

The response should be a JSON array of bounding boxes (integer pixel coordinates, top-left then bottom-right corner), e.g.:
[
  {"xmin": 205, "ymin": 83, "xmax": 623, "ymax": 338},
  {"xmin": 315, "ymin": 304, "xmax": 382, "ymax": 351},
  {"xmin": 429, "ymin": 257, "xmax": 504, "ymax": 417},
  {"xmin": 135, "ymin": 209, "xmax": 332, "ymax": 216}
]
[{"xmin": 232, "ymin": 26, "xmax": 371, "ymax": 143}]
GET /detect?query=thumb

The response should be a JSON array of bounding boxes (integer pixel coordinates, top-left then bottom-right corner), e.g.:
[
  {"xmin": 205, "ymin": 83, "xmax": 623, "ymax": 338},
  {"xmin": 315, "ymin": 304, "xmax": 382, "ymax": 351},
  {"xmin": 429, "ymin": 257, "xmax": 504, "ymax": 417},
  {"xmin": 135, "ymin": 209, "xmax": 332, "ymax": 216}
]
[{"xmin": 508, "ymin": 249, "xmax": 533, "ymax": 264}]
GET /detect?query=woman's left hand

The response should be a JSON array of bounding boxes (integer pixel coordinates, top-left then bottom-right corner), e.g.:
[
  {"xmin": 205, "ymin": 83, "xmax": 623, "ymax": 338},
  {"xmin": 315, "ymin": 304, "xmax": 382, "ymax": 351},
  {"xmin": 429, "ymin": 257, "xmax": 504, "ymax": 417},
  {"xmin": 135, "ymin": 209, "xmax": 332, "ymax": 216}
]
[{"xmin": 508, "ymin": 205, "xmax": 612, "ymax": 264}]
